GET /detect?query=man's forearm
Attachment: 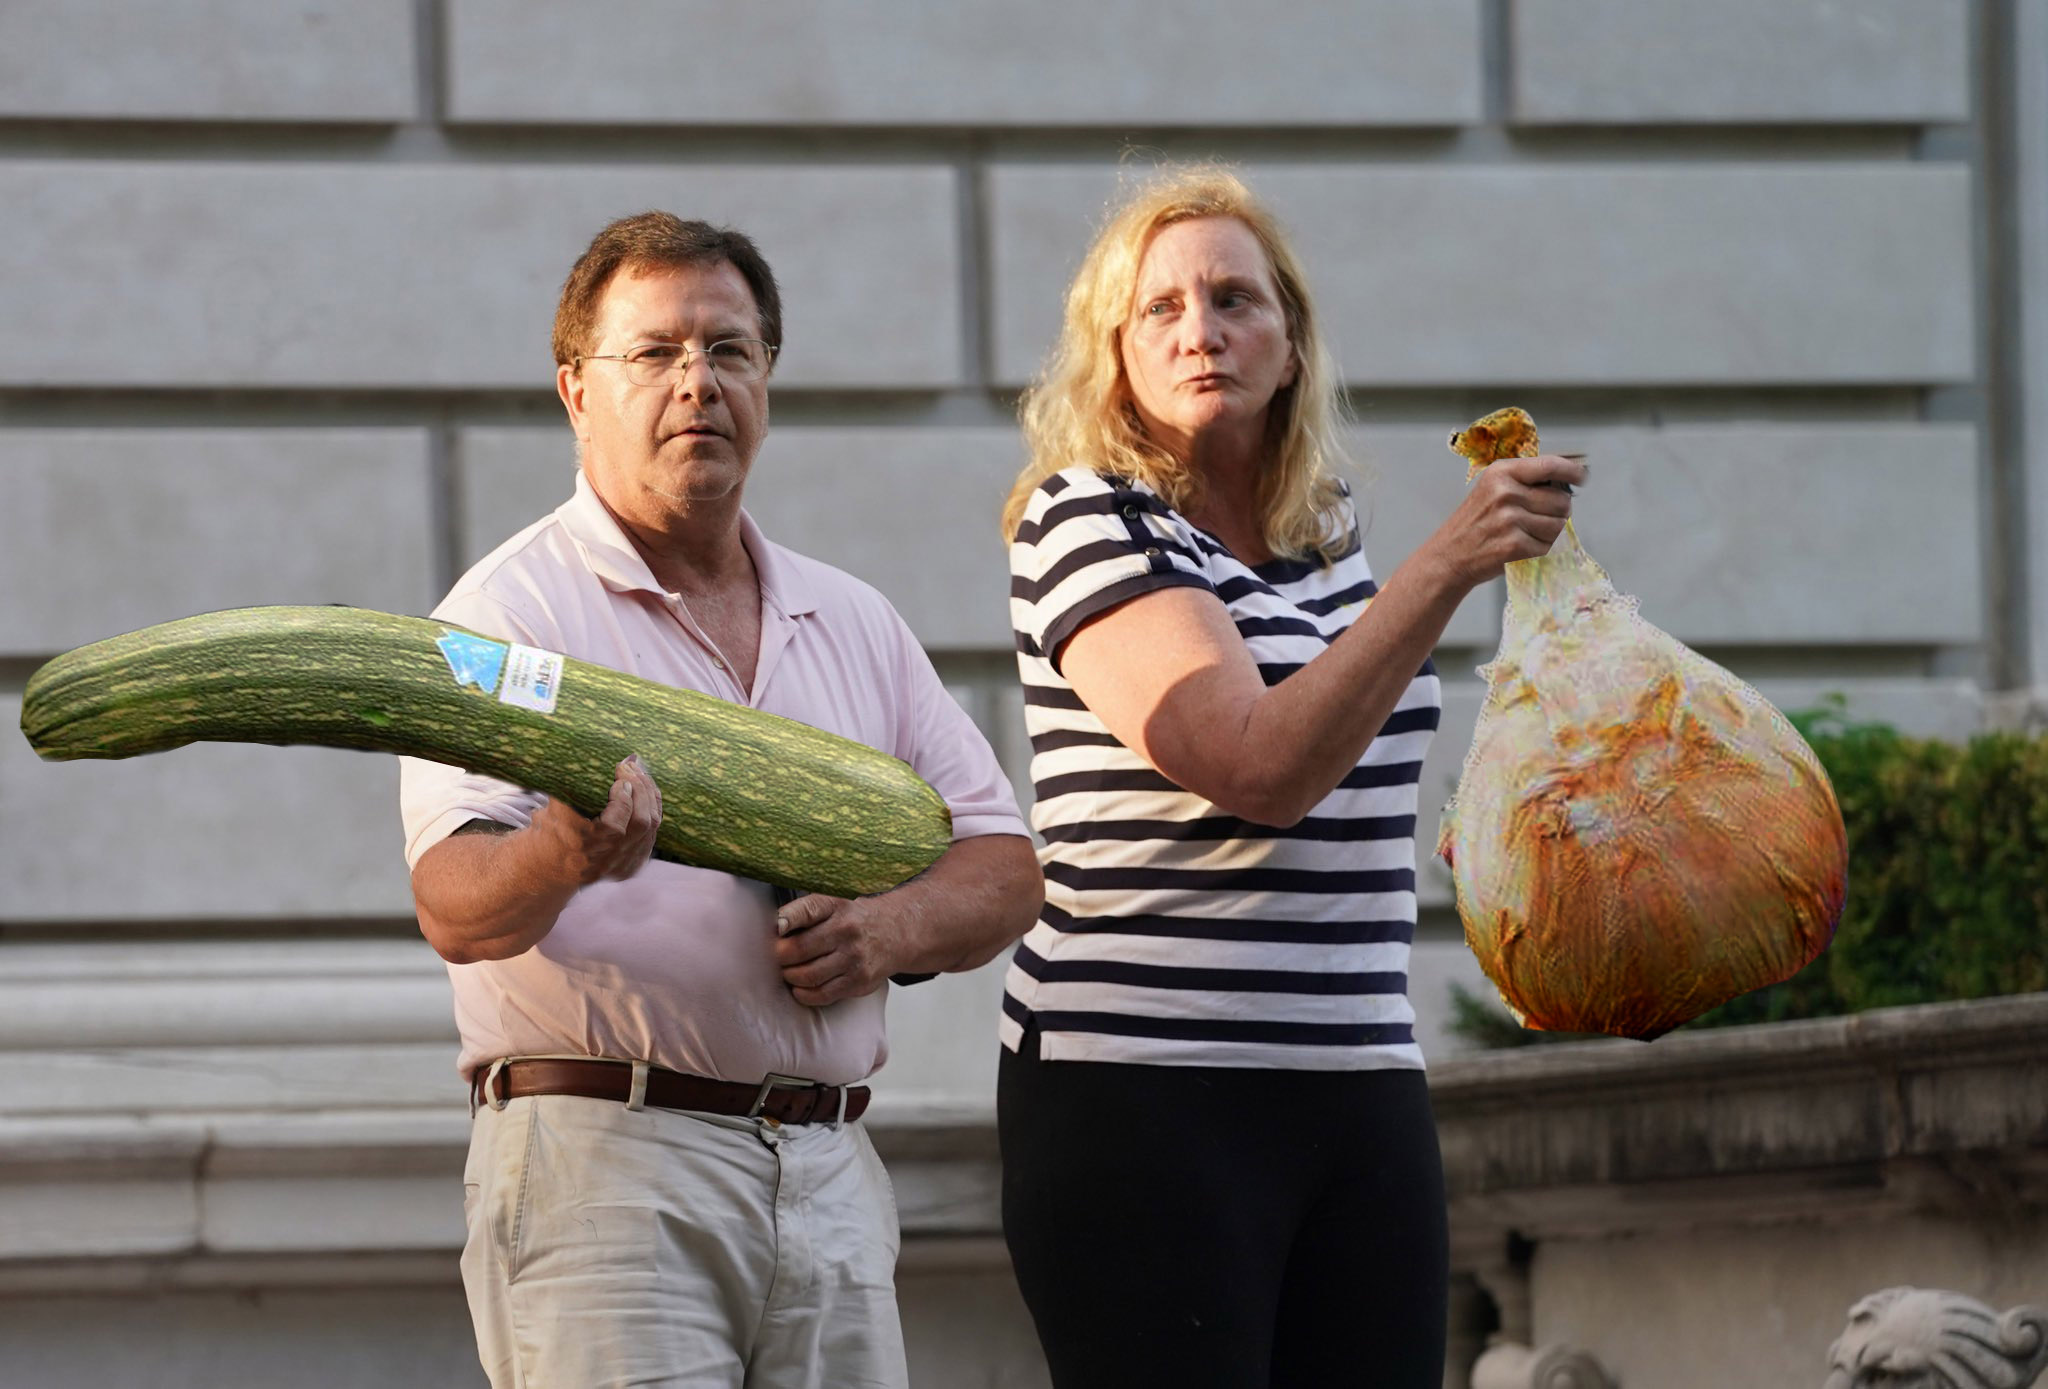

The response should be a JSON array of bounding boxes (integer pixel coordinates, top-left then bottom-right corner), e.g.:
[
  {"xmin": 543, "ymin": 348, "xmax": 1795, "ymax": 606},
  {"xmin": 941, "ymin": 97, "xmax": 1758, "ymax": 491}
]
[
  {"xmin": 768, "ymin": 831, "xmax": 1046, "ymax": 1005},
  {"xmin": 412, "ymin": 760, "xmax": 665, "ymax": 965},
  {"xmin": 874, "ymin": 834, "xmax": 1044, "ymax": 976},
  {"xmin": 411, "ymin": 821, "xmax": 582, "ymax": 964}
]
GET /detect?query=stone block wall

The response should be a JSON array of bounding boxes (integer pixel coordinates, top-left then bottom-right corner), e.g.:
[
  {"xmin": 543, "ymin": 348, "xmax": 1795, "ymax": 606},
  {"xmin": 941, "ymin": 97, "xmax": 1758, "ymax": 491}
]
[
  {"xmin": 0, "ymin": 0, "xmax": 2015, "ymax": 1044},
  {"xmin": 2, "ymin": 3, "xmax": 2039, "ymax": 1385}
]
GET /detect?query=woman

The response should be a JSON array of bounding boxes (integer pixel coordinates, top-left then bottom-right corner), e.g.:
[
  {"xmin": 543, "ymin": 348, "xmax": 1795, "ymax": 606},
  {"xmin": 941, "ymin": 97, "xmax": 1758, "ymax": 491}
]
[{"xmin": 997, "ymin": 165, "xmax": 1584, "ymax": 1388}]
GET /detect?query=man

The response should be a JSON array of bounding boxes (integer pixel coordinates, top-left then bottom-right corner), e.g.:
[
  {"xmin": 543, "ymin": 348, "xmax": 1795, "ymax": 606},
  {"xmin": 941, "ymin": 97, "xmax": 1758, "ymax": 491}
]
[{"xmin": 399, "ymin": 212, "xmax": 1041, "ymax": 1388}]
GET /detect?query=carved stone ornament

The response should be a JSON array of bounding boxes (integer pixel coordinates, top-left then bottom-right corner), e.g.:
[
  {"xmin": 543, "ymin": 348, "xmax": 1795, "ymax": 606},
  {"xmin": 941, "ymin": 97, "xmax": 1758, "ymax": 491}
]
[
  {"xmin": 1825, "ymin": 1288, "xmax": 2048, "ymax": 1389},
  {"xmin": 1471, "ymin": 1339, "xmax": 1618, "ymax": 1389}
]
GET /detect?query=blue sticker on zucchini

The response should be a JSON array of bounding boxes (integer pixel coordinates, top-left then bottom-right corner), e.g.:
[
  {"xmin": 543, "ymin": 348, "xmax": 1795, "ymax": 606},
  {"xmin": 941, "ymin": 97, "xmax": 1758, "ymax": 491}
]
[{"xmin": 437, "ymin": 631, "xmax": 508, "ymax": 694}]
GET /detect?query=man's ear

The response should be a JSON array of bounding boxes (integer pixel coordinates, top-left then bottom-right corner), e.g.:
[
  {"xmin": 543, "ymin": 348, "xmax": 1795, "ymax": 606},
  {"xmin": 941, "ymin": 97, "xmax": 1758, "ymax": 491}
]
[{"xmin": 556, "ymin": 361, "xmax": 588, "ymax": 441}]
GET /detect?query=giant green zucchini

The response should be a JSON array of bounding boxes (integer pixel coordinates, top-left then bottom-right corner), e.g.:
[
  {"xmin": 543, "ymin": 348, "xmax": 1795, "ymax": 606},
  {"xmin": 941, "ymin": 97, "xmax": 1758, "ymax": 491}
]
[{"xmin": 19, "ymin": 605, "xmax": 952, "ymax": 898}]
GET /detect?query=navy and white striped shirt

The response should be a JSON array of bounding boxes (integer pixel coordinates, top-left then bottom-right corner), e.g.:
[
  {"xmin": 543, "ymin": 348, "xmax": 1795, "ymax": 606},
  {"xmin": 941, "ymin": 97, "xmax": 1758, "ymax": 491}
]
[{"xmin": 1002, "ymin": 467, "xmax": 1439, "ymax": 1071}]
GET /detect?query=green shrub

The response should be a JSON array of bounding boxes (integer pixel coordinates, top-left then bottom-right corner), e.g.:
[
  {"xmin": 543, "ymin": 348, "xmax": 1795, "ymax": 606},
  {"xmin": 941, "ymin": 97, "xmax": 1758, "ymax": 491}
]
[{"xmin": 1446, "ymin": 697, "xmax": 2048, "ymax": 1048}]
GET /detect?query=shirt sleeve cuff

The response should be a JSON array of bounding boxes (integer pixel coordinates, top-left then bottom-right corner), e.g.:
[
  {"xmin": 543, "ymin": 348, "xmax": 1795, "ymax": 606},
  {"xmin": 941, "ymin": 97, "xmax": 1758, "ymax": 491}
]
[
  {"xmin": 1040, "ymin": 569, "xmax": 1213, "ymax": 676},
  {"xmin": 403, "ymin": 802, "xmax": 534, "ymax": 870},
  {"xmin": 948, "ymin": 812, "xmax": 1033, "ymax": 843}
]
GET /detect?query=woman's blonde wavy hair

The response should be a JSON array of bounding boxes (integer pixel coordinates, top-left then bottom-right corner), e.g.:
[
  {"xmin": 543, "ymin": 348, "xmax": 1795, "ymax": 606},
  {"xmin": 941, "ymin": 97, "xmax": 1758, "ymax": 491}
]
[{"xmin": 1001, "ymin": 163, "xmax": 1353, "ymax": 560}]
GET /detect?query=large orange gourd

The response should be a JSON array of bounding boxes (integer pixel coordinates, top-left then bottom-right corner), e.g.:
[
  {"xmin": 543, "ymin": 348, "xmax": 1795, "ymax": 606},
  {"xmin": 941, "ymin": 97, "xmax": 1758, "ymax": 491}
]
[{"xmin": 1436, "ymin": 408, "xmax": 1848, "ymax": 1040}]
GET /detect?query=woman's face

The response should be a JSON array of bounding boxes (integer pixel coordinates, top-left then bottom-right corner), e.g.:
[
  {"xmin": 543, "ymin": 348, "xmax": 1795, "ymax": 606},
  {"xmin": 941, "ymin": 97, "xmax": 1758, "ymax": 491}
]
[{"xmin": 1119, "ymin": 215, "xmax": 1299, "ymax": 461}]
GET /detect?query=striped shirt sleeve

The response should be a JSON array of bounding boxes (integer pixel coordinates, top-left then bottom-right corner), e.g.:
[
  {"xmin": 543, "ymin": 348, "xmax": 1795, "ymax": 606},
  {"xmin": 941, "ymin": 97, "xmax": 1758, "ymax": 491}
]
[{"xmin": 1010, "ymin": 469, "xmax": 1214, "ymax": 674}]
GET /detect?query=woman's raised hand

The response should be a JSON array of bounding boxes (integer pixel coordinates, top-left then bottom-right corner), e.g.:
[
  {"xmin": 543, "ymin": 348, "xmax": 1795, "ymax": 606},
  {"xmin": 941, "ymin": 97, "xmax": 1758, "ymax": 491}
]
[{"xmin": 1422, "ymin": 453, "xmax": 1589, "ymax": 592}]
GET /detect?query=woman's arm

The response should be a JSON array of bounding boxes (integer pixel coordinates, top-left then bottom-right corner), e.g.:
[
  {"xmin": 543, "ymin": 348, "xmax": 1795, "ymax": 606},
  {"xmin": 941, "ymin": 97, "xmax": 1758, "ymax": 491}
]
[{"xmin": 1061, "ymin": 454, "xmax": 1585, "ymax": 826}]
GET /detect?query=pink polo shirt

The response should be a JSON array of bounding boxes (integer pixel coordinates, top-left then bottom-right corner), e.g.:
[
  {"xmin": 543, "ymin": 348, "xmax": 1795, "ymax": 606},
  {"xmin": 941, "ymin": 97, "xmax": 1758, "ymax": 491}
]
[{"xmin": 398, "ymin": 470, "xmax": 1028, "ymax": 1086}]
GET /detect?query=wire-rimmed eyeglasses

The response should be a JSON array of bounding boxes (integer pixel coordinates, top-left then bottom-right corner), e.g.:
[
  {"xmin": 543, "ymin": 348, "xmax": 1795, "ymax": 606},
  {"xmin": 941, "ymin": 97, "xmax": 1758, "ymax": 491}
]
[{"xmin": 575, "ymin": 338, "xmax": 778, "ymax": 386}]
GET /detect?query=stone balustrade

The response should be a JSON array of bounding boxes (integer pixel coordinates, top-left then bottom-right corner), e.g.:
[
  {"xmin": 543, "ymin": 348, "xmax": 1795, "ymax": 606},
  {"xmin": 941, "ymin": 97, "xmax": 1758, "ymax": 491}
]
[
  {"xmin": 1, "ymin": 945, "xmax": 2039, "ymax": 1387},
  {"xmin": 1431, "ymin": 993, "xmax": 2048, "ymax": 1388}
]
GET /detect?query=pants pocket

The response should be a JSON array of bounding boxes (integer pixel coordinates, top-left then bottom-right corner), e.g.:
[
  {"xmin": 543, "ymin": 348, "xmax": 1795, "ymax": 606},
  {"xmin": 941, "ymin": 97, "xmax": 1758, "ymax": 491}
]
[
  {"xmin": 466, "ymin": 1098, "xmax": 541, "ymax": 1280},
  {"xmin": 854, "ymin": 1125, "xmax": 903, "ymax": 1264},
  {"xmin": 509, "ymin": 1097, "xmax": 660, "ymax": 1281}
]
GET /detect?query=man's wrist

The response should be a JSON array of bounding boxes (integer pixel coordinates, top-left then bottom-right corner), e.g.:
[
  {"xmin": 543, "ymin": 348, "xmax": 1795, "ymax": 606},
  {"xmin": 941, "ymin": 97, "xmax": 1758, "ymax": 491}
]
[
  {"xmin": 873, "ymin": 893, "xmax": 952, "ymax": 979},
  {"xmin": 515, "ymin": 806, "xmax": 603, "ymax": 890}
]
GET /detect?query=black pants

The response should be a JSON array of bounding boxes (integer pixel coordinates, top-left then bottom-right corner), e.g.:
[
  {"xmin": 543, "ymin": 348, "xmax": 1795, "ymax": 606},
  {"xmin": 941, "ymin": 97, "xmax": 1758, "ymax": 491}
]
[{"xmin": 998, "ymin": 1027, "xmax": 1449, "ymax": 1389}]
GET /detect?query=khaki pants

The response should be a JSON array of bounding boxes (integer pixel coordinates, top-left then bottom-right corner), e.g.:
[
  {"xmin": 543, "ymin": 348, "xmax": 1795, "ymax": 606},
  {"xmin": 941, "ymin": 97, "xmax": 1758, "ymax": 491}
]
[{"xmin": 461, "ymin": 1090, "xmax": 908, "ymax": 1388}]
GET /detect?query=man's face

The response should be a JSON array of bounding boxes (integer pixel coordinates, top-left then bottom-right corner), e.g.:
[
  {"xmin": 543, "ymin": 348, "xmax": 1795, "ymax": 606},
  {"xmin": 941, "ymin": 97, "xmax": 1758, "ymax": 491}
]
[{"xmin": 558, "ymin": 259, "xmax": 771, "ymax": 522}]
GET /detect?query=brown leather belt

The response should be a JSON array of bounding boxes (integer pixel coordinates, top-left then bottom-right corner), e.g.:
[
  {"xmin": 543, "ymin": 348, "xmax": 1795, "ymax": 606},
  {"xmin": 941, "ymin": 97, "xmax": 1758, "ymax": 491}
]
[{"xmin": 472, "ymin": 1057, "xmax": 870, "ymax": 1126}]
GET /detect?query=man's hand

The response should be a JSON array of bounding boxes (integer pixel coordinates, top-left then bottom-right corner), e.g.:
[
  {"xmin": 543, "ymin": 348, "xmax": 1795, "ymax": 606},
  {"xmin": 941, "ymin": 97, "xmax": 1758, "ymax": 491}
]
[
  {"xmin": 772, "ymin": 894, "xmax": 906, "ymax": 1008},
  {"xmin": 768, "ymin": 834, "xmax": 1043, "ymax": 1008},
  {"xmin": 531, "ymin": 754, "xmax": 664, "ymax": 885},
  {"xmin": 411, "ymin": 753, "xmax": 664, "ymax": 964}
]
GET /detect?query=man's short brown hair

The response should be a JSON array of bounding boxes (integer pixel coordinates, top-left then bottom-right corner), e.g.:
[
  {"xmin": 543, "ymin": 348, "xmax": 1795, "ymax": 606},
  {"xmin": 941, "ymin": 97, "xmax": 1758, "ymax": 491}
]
[{"xmin": 551, "ymin": 212, "xmax": 783, "ymax": 368}]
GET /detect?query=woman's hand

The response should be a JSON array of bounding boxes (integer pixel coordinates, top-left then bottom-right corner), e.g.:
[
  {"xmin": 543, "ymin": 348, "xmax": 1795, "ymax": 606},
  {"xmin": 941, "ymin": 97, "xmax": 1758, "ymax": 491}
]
[{"xmin": 1420, "ymin": 454, "xmax": 1588, "ymax": 591}]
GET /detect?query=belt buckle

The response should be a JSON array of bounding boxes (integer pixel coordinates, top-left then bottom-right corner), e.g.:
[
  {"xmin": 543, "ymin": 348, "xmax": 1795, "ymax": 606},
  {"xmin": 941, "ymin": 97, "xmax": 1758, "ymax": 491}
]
[{"xmin": 749, "ymin": 1071, "xmax": 824, "ymax": 1123}]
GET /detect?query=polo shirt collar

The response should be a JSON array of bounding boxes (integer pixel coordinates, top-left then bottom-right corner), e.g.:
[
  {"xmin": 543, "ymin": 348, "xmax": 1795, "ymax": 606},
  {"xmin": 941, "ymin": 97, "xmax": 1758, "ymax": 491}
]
[{"xmin": 558, "ymin": 469, "xmax": 818, "ymax": 620}]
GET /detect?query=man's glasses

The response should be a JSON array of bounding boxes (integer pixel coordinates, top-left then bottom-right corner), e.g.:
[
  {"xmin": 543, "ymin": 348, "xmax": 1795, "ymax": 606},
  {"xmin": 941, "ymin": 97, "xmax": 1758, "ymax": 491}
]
[{"xmin": 575, "ymin": 338, "xmax": 778, "ymax": 386}]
